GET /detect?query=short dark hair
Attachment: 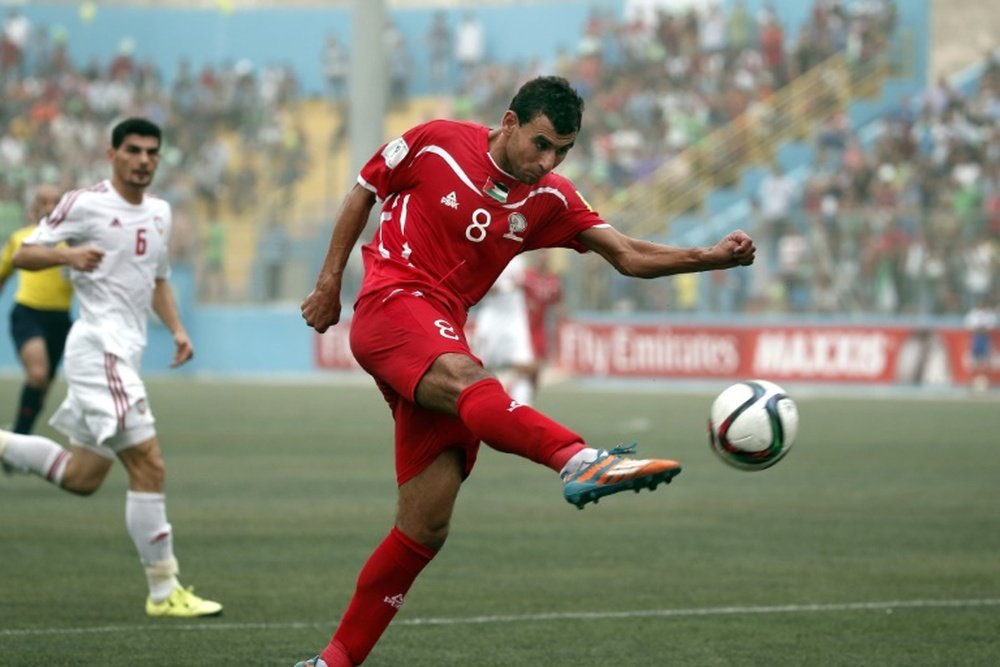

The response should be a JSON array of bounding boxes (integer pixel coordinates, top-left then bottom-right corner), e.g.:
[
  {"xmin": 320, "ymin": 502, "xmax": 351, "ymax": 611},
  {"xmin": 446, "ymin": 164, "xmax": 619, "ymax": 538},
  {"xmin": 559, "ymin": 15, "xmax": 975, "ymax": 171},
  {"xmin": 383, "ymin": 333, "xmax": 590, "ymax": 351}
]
[
  {"xmin": 508, "ymin": 76, "xmax": 584, "ymax": 135},
  {"xmin": 111, "ymin": 117, "xmax": 162, "ymax": 149}
]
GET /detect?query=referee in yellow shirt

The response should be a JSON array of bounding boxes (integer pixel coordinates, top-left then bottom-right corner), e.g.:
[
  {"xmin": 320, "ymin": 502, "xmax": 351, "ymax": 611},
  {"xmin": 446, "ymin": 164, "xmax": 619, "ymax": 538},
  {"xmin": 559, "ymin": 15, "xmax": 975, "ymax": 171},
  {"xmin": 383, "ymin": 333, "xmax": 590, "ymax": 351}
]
[{"xmin": 0, "ymin": 184, "xmax": 72, "ymax": 435}]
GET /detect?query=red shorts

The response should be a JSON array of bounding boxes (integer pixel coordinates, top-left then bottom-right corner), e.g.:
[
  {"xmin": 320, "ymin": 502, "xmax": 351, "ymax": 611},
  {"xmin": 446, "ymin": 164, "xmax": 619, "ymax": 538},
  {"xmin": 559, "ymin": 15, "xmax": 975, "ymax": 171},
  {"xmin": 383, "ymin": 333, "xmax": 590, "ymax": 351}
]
[{"xmin": 350, "ymin": 289, "xmax": 481, "ymax": 485}]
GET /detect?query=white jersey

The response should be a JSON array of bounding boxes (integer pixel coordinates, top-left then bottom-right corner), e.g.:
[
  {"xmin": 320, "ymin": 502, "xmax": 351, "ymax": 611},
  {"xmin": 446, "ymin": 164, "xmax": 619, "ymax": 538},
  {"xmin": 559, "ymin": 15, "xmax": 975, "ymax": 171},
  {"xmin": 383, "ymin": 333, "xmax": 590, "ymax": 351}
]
[{"xmin": 25, "ymin": 179, "xmax": 171, "ymax": 360}]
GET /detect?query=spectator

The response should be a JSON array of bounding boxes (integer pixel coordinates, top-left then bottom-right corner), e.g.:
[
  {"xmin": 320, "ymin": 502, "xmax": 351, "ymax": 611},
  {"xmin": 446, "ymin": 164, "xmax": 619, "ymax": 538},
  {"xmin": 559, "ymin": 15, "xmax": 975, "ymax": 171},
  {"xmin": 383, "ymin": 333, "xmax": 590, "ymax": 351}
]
[
  {"xmin": 1, "ymin": 9, "xmax": 30, "ymax": 82},
  {"xmin": 200, "ymin": 218, "xmax": 227, "ymax": 302},
  {"xmin": 321, "ymin": 32, "xmax": 349, "ymax": 106},
  {"xmin": 385, "ymin": 19, "xmax": 410, "ymax": 112},
  {"xmin": 257, "ymin": 217, "xmax": 290, "ymax": 302},
  {"xmin": 425, "ymin": 11, "xmax": 453, "ymax": 95},
  {"xmin": 454, "ymin": 11, "xmax": 485, "ymax": 84},
  {"xmin": 756, "ymin": 162, "xmax": 799, "ymax": 251}
]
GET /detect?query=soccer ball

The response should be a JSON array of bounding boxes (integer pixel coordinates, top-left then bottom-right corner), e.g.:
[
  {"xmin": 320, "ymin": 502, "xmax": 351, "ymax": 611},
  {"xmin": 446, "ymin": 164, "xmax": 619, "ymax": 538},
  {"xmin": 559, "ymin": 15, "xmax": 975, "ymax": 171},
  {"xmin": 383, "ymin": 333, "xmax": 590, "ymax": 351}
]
[{"xmin": 708, "ymin": 379, "xmax": 798, "ymax": 471}]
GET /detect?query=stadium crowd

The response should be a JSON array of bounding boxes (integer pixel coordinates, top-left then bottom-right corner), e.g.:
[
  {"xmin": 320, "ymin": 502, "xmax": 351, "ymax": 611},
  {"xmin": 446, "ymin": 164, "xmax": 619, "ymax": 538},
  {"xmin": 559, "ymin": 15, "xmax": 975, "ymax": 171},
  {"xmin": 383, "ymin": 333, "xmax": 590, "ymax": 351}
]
[
  {"xmin": 7, "ymin": 0, "xmax": 994, "ymax": 319},
  {"xmin": 451, "ymin": 0, "xmax": 898, "ymax": 203},
  {"xmin": 742, "ymin": 50, "xmax": 999, "ymax": 317},
  {"xmin": 0, "ymin": 8, "xmax": 306, "ymax": 285}
]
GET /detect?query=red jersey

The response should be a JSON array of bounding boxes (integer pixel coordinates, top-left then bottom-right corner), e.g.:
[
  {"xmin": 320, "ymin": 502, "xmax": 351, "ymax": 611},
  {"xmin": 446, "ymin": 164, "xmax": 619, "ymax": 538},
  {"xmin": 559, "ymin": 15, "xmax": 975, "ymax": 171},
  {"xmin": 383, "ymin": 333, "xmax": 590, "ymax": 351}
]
[
  {"xmin": 523, "ymin": 267, "xmax": 563, "ymax": 358},
  {"xmin": 356, "ymin": 119, "xmax": 605, "ymax": 315}
]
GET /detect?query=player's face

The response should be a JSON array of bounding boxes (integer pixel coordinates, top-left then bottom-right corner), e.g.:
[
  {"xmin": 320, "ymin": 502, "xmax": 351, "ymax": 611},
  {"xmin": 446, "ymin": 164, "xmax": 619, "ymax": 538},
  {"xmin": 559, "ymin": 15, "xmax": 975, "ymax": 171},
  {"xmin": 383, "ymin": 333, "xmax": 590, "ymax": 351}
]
[
  {"xmin": 30, "ymin": 185, "xmax": 61, "ymax": 223},
  {"xmin": 108, "ymin": 134, "xmax": 161, "ymax": 190},
  {"xmin": 498, "ymin": 111, "xmax": 576, "ymax": 184}
]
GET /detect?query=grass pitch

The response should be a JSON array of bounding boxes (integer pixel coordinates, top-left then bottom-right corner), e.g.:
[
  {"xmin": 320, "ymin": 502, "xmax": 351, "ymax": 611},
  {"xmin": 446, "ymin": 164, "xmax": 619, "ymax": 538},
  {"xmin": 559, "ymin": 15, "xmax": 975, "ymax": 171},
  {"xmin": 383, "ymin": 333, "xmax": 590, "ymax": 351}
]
[{"xmin": 1, "ymin": 376, "xmax": 998, "ymax": 666}]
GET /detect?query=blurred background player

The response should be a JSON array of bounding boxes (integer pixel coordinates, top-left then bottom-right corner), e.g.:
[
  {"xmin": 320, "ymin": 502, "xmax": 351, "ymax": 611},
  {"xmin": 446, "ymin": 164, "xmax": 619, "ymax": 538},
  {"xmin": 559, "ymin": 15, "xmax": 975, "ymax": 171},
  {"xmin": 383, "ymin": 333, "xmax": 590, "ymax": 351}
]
[
  {"xmin": 523, "ymin": 249, "xmax": 564, "ymax": 402},
  {"xmin": 965, "ymin": 298, "xmax": 997, "ymax": 392},
  {"xmin": 470, "ymin": 253, "xmax": 535, "ymax": 405},
  {"xmin": 0, "ymin": 183, "xmax": 71, "ymax": 437},
  {"xmin": 0, "ymin": 118, "xmax": 222, "ymax": 618}
]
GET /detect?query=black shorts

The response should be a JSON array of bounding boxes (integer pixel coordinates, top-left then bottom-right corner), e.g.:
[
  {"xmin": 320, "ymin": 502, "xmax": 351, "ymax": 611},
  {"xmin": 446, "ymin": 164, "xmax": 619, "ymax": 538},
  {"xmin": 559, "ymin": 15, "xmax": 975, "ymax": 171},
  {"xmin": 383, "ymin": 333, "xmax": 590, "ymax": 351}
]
[{"xmin": 9, "ymin": 303, "xmax": 72, "ymax": 378}]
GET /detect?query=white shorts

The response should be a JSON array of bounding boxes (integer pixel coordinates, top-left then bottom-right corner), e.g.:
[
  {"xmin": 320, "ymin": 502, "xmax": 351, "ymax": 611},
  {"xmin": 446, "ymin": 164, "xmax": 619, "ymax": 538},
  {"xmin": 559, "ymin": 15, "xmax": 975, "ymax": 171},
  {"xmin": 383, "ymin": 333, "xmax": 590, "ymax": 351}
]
[
  {"xmin": 49, "ymin": 324, "xmax": 156, "ymax": 457},
  {"xmin": 472, "ymin": 303, "xmax": 535, "ymax": 368}
]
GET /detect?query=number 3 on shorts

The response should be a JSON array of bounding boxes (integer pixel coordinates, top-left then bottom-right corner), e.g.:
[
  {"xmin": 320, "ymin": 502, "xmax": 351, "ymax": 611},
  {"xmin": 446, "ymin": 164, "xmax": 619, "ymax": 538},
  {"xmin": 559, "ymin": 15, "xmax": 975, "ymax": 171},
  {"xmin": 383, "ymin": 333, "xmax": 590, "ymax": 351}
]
[{"xmin": 434, "ymin": 319, "xmax": 460, "ymax": 341}]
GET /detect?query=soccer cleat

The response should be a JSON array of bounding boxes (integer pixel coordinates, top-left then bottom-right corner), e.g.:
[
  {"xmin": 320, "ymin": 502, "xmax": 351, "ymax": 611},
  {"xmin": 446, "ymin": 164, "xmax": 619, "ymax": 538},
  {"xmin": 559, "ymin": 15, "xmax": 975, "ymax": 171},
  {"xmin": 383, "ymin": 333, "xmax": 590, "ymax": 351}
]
[
  {"xmin": 145, "ymin": 585, "xmax": 223, "ymax": 618},
  {"xmin": 293, "ymin": 658, "xmax": 326, "ymax": 667},
  {"xmin": 562, "ymin": 443, "xmax": 681, "ymax": 509}
]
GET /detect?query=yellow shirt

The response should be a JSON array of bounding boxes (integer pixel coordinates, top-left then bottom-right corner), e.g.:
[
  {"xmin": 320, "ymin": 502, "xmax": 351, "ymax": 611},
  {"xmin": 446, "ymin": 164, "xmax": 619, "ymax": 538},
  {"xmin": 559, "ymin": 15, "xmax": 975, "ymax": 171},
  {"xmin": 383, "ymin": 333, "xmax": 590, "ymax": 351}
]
[{"xmin": 0, "ymin": 225, "xmax": 73, "ymax": 311}]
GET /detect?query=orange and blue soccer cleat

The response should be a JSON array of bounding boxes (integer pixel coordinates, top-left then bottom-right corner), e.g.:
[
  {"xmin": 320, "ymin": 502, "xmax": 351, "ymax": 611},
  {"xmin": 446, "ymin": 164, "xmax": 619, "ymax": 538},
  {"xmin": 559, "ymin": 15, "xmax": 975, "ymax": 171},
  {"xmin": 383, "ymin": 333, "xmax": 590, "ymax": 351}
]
[{"xmin": 561, "ymin": 443, "xmax": 681, "ymax": 509}]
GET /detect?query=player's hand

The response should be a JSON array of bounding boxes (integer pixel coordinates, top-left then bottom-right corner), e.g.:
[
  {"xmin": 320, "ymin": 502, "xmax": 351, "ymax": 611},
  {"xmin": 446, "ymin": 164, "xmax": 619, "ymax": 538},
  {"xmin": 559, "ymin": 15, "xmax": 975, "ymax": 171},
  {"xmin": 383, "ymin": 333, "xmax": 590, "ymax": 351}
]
[
  {"xmin": 713, "ymin": 230, "xmax": 755, "ymax": 268},
  {"xmin": 170, "ymin": 330, "xmax": 194, "ymax": 368},
  {"xmin": 67, "ymin": 246, "xmax": 105, "ymax": 272},
  {"xmin": 301, "ymin": 278, "xmax": 343, "ymax": 333}
]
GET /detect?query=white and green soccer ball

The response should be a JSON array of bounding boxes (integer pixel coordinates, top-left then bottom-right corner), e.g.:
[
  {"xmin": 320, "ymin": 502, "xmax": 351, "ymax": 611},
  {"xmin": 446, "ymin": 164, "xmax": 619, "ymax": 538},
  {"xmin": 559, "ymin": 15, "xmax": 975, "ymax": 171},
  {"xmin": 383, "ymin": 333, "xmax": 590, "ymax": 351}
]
[{"xmin": 708, "ymin": 379, "xmax": 799, "ymax": 471}]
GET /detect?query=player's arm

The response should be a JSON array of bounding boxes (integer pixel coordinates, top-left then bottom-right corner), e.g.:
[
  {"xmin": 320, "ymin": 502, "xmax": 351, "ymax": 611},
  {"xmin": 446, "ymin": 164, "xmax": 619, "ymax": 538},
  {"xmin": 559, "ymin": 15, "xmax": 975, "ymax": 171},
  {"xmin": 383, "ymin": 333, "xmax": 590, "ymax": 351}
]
[
  {"xmin": 577, "ymin": 225, "xmax": 755, "ymax": 278},
  {"xmin": 13, "ymin": 243, "xmax": 104, "ymax": 272},
  {"xmin": 301, "ymin": 183, "xmax": 377, "ymax": 333},
  {"xmin": 152, "ymin": 277, "xmax": 194, "ymax": 368},
  {"xmin": 0, "ymin": 237, "xmax": 14, "ymax": 293}
]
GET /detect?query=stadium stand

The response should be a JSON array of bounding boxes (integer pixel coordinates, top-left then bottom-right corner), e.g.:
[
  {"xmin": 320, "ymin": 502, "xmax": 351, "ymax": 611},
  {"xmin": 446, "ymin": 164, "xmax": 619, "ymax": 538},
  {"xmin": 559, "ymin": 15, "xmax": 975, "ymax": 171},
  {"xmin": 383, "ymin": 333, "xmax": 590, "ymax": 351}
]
[{"xmin": 4, "ymin": 1, "xmax": 992, "ymax": 316}]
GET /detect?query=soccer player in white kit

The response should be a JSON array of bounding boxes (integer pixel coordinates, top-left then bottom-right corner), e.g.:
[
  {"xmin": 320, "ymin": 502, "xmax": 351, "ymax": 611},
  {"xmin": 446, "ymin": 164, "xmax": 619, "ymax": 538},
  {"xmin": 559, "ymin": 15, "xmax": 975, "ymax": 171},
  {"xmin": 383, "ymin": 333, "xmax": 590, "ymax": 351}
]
[
  {"xmin": 470, "ymin": 253, "xmax": 536, "ymax": 404},
  {"xmin": 0, "ymin": 118, "xmax": 222, "ymax": 618}
]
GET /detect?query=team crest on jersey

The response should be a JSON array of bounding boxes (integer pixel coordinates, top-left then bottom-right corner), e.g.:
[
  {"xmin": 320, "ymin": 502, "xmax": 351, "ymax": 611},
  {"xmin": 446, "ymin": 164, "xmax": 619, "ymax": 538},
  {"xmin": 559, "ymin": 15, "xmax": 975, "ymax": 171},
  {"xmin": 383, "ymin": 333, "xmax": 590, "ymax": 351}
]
[
  {"xmin": 381, "ymin": 137, "xmax": 409, "ymax": 169},
  {"xmin": 503, "ymin": 212, "xmax": 527, "ymax": 242},
  {"xmin": 153, "ymin": 216, "xmax": 165, "ymax": 235},
  {"xmin": 440, "ymin": 191, "xmax": 459, "ymax": 209},
  {"xmin": 109, "ymin": 218, "xmax": 122, "ymax": 228},
  {"xmin": 135, "ymin": 398, "xmax": 147, "ymax": 415}
]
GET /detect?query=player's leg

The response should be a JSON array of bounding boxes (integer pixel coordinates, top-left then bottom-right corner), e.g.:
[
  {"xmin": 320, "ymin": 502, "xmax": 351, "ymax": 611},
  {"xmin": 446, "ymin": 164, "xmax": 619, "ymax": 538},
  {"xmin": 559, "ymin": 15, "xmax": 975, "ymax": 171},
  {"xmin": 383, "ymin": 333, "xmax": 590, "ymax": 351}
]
[
  {"xmin": 416, "ymin": 351, "xmax": 585, "ymax": 468},
  {"xmin": 312, "ymin": 449, "xmax": 464, "ymax": 667},
  {"xmin": 14, "ymin": 336, "xmax": 50, "ymax": 434},
  {"xmin": 507, "ymin": 362, "xmax": 536, "ymax": 406},
  {"xmin": 353, "ymin": 293, "xmax": 680, "ymax": 508},
  {"xmin": 0, "ymin": 429, "xmax": 111, "ymax": 491},
  {"xmin": 9, "ymin": 306, "xmax": 54, "ymax": 435},
  {"xmin": 349, "ymin": 292, "xmax": 587, "ymax": 472},
  {"xmin": 114, "ymin": 431, "xmax": 223, "ymax": 618},
  {"xmin": 420, "ymin": 353, "xmax": 682, "ymax": 508}
]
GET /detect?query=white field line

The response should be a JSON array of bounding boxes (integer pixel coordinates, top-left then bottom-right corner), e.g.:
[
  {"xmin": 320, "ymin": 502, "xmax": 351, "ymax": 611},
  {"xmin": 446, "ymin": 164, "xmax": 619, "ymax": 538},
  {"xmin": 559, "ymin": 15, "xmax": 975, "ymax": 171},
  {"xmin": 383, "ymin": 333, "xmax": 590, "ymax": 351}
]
[{"xmin": 2, "ymin": 597, "xmax": 998, "ymax": 638}]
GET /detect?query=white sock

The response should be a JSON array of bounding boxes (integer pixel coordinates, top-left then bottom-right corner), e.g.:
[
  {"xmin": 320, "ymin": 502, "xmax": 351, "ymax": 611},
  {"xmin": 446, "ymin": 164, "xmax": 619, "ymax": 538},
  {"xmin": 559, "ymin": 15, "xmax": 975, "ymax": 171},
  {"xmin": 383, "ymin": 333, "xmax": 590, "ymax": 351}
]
[
  {"xmin": 559, "ymin": 447, "xmax": 601, "ymax": 478},
  {"xmin": 126, "ymin": 491, "xmax": 180, "ymax": 600},
  {"xmin": 1, "ymin": 432, "xmax": 70, "ymax": 485},
  {"xmin": 509, "ymin": 376, "xmax": 534, "ymax": 406}
]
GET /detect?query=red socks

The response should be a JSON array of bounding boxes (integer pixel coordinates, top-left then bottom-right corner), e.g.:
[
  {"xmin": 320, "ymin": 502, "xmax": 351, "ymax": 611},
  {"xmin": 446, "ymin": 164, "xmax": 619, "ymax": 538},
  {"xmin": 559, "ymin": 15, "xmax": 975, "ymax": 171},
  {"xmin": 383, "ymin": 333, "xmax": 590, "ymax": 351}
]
[
  {"xmin": 324, "ymin": 527, "xmax": 436, "ymax": 666},
  {"xmin": 456, "ymin": 378, "xmax": 585, "ymax": 471}
]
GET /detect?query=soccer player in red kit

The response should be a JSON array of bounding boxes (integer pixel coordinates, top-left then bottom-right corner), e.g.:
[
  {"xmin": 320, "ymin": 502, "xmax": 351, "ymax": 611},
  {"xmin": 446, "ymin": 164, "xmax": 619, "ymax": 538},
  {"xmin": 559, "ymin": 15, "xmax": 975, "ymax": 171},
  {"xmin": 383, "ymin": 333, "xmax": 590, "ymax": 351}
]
[
  {"xmin": 297, "ymin": 76, "xmax": 755, "ymax": 667},
  {"xmin": 523, "ymin": 249, "xmax": 564, "ymax": 402}
]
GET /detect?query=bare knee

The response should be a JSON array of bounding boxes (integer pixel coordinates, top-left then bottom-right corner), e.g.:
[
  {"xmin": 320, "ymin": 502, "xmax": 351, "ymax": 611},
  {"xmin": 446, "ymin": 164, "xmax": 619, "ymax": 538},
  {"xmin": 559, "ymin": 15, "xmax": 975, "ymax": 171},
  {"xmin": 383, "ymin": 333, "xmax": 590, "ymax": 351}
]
[
  {"xmin": 61, "ymin": 456, "xmax": 112, "ymax": 496},
  {"xmin": 25, "ymin": 370, "xmax": 51, "ymax": 390},
  {"xmin": 395, "ymin": 449, "xmax": 464, "ymax": 550},
  {"xmin": 396, "ymin": 486, "xmax": 455, "ymax": 549},
  {"xmin": 415, "ymin": 353, "xmax": 493, "ymax": 414},
  {"xmin": 397, "ymin": 514, "xmax": 451, "ymax": 551}
]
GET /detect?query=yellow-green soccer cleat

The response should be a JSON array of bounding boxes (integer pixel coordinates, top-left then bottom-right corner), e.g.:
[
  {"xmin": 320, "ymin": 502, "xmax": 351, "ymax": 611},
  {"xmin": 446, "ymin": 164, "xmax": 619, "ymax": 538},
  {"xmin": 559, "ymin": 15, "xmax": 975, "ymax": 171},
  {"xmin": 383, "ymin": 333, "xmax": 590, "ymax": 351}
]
[
  {"xmin": 145, "ymin": 585, "xmax": 223, "ymax": 618},
  {"xmin": 562, "ymin": 443, "xmax": 682, "ymax": 509}
]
